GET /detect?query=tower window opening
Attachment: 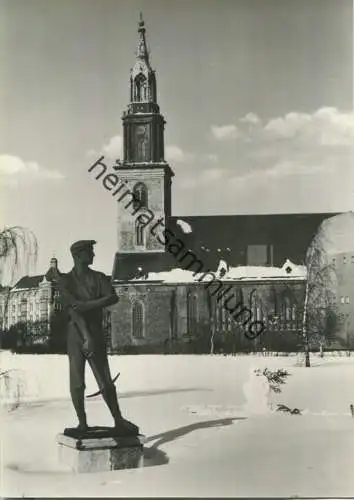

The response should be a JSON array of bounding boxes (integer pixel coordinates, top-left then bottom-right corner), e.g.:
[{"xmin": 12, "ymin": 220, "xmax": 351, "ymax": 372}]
[
  {"xmin": 135, "ymin": 74, "xmax": 148, "ymax": 102},
  {"xmin": 133, "ymin": 182, "xmax": 148, "ymax": 209},
  {"xmin": 135, "ymin": 217, "xmax": 146, "ymax": 246}
]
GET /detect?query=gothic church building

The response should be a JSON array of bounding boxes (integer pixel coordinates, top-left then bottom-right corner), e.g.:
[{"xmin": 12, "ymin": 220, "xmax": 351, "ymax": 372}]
[{"xmin": 101, "ymin": 16, "xmax": 337, "ymax": 353}]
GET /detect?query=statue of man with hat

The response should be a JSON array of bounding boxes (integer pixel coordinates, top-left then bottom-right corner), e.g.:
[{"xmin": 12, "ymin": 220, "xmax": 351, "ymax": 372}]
[{"xmin": 46, "ymin": 239, "xmax": 138, "ymax": 437}]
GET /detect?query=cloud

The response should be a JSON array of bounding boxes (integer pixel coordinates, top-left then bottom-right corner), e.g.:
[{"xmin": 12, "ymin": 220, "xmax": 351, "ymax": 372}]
[
  {"xmin": 85, "ymin": 149, "xmax": 97, "ymax": 159},
  {"xmin": 208, "ymin": 108, "xmax": 354, "ymax": 179},
  {"xmin": 206, "ymin": 153, "xmax": 218, "ymax": 162},
  {"xmin": 253, "ymin": 108, "xmax": 354, "ymax": 180},
  {"xmin": 165, "ymin": 145, "xmax": 186, "ymax": 162},
  {"xmin": 212, "ymin": 107, "xmax": 354, "ymax": 147},
  {"xmin": 173, "ymin": 107, "xmax": 354, "ymax": 214},
  {"xmin": 263, "ymin": 112, "xmax": 312, "ymax": 138},
  {"xmin": 203, "ymin": 167, "xmax": 223, "ymax": 181},
  {"xmin": 86, "ymin": 135, "xmax": 124, "ymax": 161},
  {"xmin": 211, "ymin": 124, "xmax": 239, "ymax": 140},
  {"xmin": 0, "ymin": 155, "xmax": 64, "ymax": 185},
  {"xmin": 165, "ymin": 147, "xmax": 217, "ymax": 164},
  {"xmin": 102, "ymin": 135, "xmax": 123, "ymax": 159},
  {"xmin": 262, "ymin": 107, "xmax": 354, "ymax": 146},
  {"xmin": 240, "ymin": 113, "xmax": 261, "ymax": 125}
]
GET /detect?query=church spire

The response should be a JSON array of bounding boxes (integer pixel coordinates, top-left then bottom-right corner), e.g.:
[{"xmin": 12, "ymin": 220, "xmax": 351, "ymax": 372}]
[
  {"xmin": 122, "ymin": 13, "xmax": 169, "ymax": 165},
  {"xmin": 136, "ymin": 12, "xmax": 149, "ymax": 63},
  {"xmin": 128, "ymin": 13, "xmax": 157, "ymax": 109}
]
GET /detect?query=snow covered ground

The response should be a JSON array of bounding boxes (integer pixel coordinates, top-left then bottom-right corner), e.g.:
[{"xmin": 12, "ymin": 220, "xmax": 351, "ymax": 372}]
[{"xmin": 1, "ymin": 352, "xmax": 354, "ymax": 497}]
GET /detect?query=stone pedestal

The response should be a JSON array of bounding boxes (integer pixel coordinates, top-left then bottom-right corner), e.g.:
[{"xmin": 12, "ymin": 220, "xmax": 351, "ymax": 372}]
[{"xmin": 57, "ymin": 427, "xmax": 145, "ymax": 473}]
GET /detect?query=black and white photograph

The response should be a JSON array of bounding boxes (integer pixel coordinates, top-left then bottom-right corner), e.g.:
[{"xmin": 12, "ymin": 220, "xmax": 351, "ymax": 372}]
[{"xmin": 0, "ymin": 0, "xmax": 353, "ymax": 497}]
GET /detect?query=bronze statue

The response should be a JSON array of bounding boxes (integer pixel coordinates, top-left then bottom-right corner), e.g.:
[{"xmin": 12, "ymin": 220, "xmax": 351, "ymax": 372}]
[{"xmin": 46, "ymin": 240, "xmax": 139, "ymax": 437}]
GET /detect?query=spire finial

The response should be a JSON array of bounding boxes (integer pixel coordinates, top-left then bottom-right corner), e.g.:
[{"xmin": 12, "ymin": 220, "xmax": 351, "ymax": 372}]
[
  {"xmin": 139, "ymin": 11, "xmax": 144, "ymax": 27},
  {"xmin": 136, "ymin": 12, "xmax": 148, "ymax": 61},
  {"xmin": 50, "ymin": 256, "xmax": 58, "ymax": 269}
]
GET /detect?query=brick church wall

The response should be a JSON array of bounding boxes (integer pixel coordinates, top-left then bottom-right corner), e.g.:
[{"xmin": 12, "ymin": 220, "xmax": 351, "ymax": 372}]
[
  {"xmin": 110, "ymin": 279, "xmax": 306, "ymax": 353},
  {"xmin": 111, "ymin": 283, "xmax": 173, "ymax": 350}
]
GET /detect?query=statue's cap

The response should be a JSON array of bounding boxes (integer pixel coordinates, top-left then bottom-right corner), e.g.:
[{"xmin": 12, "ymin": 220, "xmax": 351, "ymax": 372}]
[{"xmin": 70, "ymin": 240, "xmax": 96, "ymax": 255}]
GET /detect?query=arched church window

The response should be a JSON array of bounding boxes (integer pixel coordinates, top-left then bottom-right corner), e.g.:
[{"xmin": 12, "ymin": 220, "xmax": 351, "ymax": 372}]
[
  {"xmin": 135, "ymin": 217, "xmax": 145, "ymax": 247},
  {"xmin": 142, "ymin": 81, "xmax": 149, "ymax": 101},
  {"xmin": 291, "ymin": 305, "xmax": 296, "ymax": 322},
  {"xmin": 135, "ymin": 125, "xmax": 148, "ymax": 161},
  {"xmin": 216, "ymin": 301, "xmax": 226, "ymax": 331},
  {"xmin": 249, "ymin": 289, "xmax": 262, "ymax": 322},
  {"xmin": 132, "ymin": 301, "xmax": 144, "ymax": 338},
  {"xmin": 135, "ymin": 74, "xmax": 147, "ymax": 102},
  {"xmin": 133, "ymin": 182, "xmax": 148, "ymax": 210},
  {"xmin": 284, "ymin": 296, "xmax": 291, "ymax": 321},
  {"xmin": 187, "ymin": 291, "xmax": 198, "ymax": 336}
]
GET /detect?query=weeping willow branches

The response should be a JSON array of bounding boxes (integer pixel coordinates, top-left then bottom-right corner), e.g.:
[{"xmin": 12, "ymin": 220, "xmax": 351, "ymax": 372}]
[
  {"xmin": 0, "ymin": 226, "xmax": 38, "ymax": 331},
  {"xmin": 0, "ymin": 226, "xmax": 38, "ymax": 285}
]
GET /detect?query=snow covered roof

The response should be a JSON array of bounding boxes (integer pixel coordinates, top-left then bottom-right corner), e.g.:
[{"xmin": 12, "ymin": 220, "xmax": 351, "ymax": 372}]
[
  {"xmin": 176, "ymin": 219, "xmax": 193, "ymax": 234},
  {"xmin": 132, "ymin": 259, "xmax": 307, "ymax": 283},
  {"xmin": 141, "ymin": 269, "xmax": 197, "ymax": 283},
  {"xmin": 225, "ymin": 260, "xmax": 306, "ymax": 280}
]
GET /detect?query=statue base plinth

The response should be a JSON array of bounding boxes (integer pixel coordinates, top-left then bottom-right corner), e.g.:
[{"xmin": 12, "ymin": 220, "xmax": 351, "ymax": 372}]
[{"xmin": 57, "ymin": 427, "xmax": 145, "ymax": 473}]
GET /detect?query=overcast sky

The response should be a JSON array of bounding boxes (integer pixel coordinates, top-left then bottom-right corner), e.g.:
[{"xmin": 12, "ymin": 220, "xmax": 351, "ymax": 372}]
[{"xmin": 0, "ymin": 0, "xmax": 353, "ymax": 278}]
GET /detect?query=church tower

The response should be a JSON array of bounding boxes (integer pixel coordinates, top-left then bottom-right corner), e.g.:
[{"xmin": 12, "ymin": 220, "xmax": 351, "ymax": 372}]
[{"xmin": 112, "ymin": 14, "xmax": 174, "ymax": 281}]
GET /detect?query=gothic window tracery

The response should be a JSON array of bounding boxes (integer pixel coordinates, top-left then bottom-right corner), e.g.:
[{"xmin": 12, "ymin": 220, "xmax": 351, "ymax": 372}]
[
  {"xmin": 216, "ymin": 293, "xmax": 235, "ymax": 332},
  {"xmin": 291, "ymin": 305, "xmax": 296, "ymax": 322},
  {"xmin": 249, "ymin": 289, "xmax": 262, "ymax": 322},
  {"xmin": 284, "ymin": 296, "xmax": 291, "ymax": 321},
  {"xmin": 280, "ymin": 293, "xmax": 297, "ymax": 330},
  {"xmin": 134, "ymin": 73, "xmax": 148, "ymax": 102}
]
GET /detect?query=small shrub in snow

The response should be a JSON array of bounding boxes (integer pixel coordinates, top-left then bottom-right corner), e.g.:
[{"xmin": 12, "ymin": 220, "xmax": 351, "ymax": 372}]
[
  {"xmin": 276, "ymin": 404, "xmax": 302, "ymax": 415},
  {"xmin": 254, "ymin": 368, "xmax": 290, "ymax": 394}
]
